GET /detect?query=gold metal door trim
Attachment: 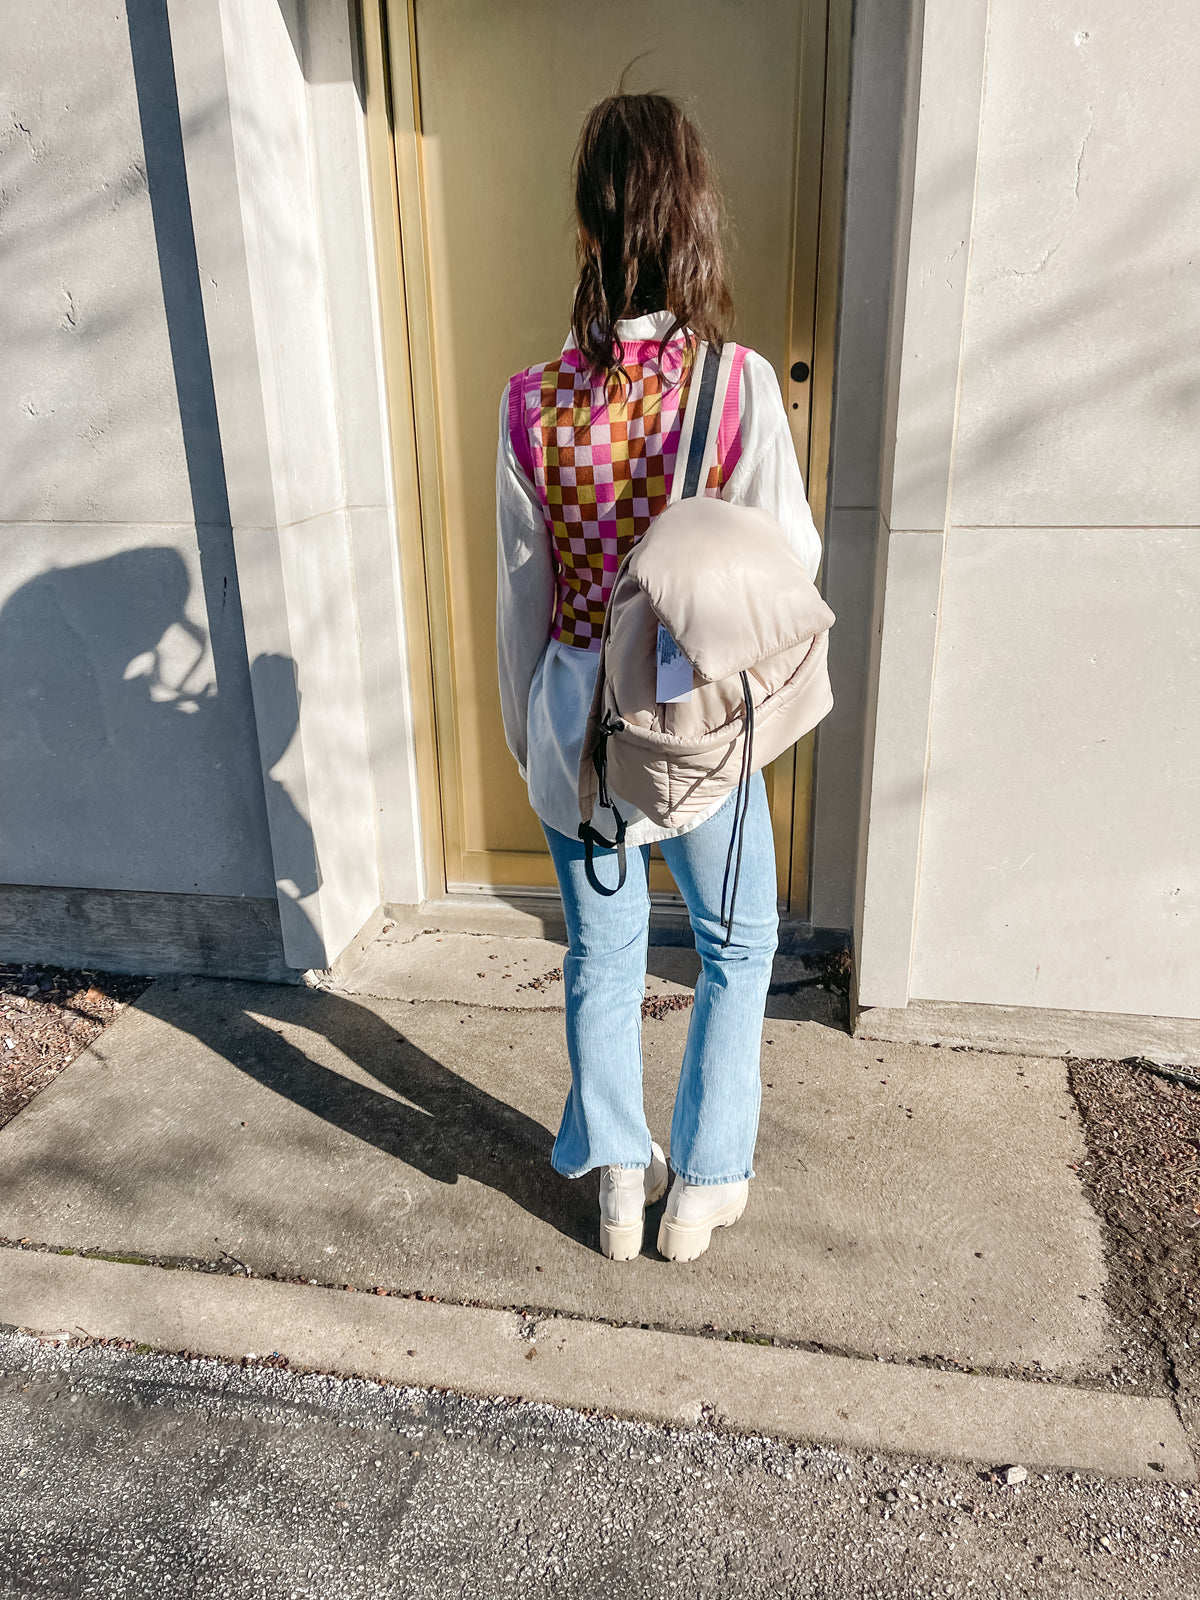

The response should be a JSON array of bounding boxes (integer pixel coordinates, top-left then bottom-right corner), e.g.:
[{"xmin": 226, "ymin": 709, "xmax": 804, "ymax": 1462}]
[
  {"xmin": 361, "ymin": 0, "xmax": 447, "ymax": 897},
  {"xmin": 388, "ymin": 0, "xmax": 477, "ymax": 892},
  {"xmin": 363, "ymin": 0, "xmax": 851, "ymax": 915},
  {"xmin": 784, "ymin": 0, "xmax": 851, "ymax": 914}
]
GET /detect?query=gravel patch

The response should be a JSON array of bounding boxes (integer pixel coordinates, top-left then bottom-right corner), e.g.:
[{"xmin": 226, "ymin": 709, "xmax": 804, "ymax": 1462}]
[{"xmin": 1, "ymin": 1329, "xmax": 1197, "ymax": 1599}]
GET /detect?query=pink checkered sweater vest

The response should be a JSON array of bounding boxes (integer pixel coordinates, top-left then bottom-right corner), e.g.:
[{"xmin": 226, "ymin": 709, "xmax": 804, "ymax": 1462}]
[{"xmin": 508, "ymin": 333, "xmax": 748, "ymax": 650}]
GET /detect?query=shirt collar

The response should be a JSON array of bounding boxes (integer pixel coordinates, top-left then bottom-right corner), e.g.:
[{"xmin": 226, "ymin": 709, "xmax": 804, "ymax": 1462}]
[{"xmin": 562, "ymin": 310, "xmax": 683, "ymax": 354}]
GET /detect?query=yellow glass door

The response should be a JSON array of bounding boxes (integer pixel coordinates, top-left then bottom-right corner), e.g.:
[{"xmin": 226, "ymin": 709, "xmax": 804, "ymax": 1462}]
[{"xmin": 384, "ymin": 0, "xmax": 832, "ymax": 906}]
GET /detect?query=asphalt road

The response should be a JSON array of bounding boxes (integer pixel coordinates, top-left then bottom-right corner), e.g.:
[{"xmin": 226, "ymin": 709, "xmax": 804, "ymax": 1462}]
[{"xmin": 1, "ymin": 1330, "xmax": 1197, "ymax": 1599}]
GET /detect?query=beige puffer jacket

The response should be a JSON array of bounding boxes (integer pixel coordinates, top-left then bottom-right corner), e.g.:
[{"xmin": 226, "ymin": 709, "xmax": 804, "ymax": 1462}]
[{"xmin": 579, "ymin": 493, "xmax": 835, "ymax": 833}]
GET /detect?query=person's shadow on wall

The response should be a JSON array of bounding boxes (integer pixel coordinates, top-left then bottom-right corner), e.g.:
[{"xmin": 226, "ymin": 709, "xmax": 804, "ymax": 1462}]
[
  {"xmin": 248, "ymin": 649, "xmax": 321, "ymax": 909},
  {"xmin": 0, "ymin": 547, "xmax": 271, "ymax": 895}
]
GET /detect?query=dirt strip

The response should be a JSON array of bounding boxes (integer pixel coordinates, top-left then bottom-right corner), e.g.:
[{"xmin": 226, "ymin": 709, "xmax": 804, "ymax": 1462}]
[
  {"xmin": 1067, "ymin": 1057, "xmax": 1200, "ymax": 1437},
  {"xmin": 0, "ymin": 962, "xmax": 151, "ymax": 1131}
]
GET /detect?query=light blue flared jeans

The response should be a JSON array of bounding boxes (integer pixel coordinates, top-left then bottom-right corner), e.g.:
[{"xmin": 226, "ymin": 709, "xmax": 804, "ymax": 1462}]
[{"xmin": 542, "ymin": 773, "xmax": 778, "ymax": 1185}]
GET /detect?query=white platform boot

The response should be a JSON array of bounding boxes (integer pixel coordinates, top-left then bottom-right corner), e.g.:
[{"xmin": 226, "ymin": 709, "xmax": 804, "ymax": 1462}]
[
  {"xmin": 657, "ymin": 1175, "xmax": 749, "ymax": 1262},
  {"xmin": 598, "ymin": 1141, "xmax": 669, "ymax": 1261}
]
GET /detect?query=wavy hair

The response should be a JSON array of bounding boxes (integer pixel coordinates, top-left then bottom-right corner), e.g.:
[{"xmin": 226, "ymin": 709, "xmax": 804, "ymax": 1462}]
[{"xmin": 570, "ymin": 93, "xmax": 734, "ymax": 380}]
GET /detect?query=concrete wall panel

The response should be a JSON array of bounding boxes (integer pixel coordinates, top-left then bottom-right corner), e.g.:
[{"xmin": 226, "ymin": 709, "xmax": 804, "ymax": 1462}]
[
  {"xmin": 854, "ymin": 523, "xmax": 944, "ymax": 1009},
  {"xmin": 0, "ymin": 524, "xmax": 275, "ymax": 895},
  {"xmin": 887, "ymin": 0, "xmax": 991, "ymax": 534},
  {"xmin": 951, "ymin": 2, "xmax": 1200, "ymax": 528},
  {"xmin": 810, "ymin": 508, "xmax": 880, "ymax": 932},
  {"xmin": 217, "ymin": 0, "xmax": 345, "ymax": 532},
  {"xmin": 0, "ymin": 2, "xmax": 275, "ymax": 901},
  {"xmin": 169, "ymin": 0, "xmax": 423, "ymax": 963},
  {"xmin": 1, "ymin": 6, "xmax": 191, "ymax": 526},
  {"xmin": 849, "ymin": 0, "xmax": 991, "ymax": 996},
  {"xmin": 811, "ymin": 0, "xmax": 922, "ymax": 932},
  {"xmin": 910, "ymin": 528, "xmax": 1200, "ymax": 1019},
  {"xmin": 858, "ymin": 0, "xmax": 1200, "ymax": 1027},
  {"xmin": 302, "ymin": 3, "xmax": 424, "ymax": 908},
  {"xmin": 824, "ymin": 0, "xmax": 917, "ymax": 514}
]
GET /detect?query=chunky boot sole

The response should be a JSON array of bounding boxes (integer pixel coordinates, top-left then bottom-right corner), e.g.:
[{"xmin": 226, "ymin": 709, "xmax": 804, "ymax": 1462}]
[
  {"xmin": 599, "ymin": 1164, "xmax": 669, "ymax": 1261},
  {"xmin": 657, "ymin": 1189, "xmax": 747, "ymax": 1263},
  {"xmin": 599, "ymin": 1215, "xmax": 644, "ymax": 1261}
]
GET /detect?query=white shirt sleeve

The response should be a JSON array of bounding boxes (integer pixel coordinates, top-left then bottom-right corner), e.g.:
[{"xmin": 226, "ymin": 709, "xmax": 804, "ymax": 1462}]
[
  {"xmin": 495, "ymin": 381, "xmax": 555, "ymax": 777},
  {"xmin": 722, "ymin": 349, "xmax": 824, "ymax": 582}
]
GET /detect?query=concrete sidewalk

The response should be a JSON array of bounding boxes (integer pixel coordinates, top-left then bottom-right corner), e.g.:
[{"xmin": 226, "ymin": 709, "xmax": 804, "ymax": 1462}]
[{"xmin": 0, "ymin": 916, "xmax": 1190, "ymax": 1478}]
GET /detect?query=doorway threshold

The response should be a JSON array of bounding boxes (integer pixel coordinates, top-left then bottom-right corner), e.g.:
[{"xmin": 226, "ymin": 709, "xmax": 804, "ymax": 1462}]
[{"xmin": 386, "ymin": 896, "xmax": 848, "ymax": 956}]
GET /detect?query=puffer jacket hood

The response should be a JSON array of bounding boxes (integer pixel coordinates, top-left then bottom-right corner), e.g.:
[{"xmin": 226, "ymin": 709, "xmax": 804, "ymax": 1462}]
[
  {"xmin": 628, "ymin": 497, "xmax": 834, "ymax": 682},
  {"xmin": 579, "ymin": 494, "xmax": 835, "ymax": 831}
]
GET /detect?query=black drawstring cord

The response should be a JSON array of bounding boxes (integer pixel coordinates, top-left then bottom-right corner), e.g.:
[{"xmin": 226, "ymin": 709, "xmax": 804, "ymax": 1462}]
[
  {"xmin": 719, "ymin": 672, "xmax": 755, "ymax": 947},
  {"xmin": 579, "ymin": 713, "xmax": 628, "ymax": 895}
]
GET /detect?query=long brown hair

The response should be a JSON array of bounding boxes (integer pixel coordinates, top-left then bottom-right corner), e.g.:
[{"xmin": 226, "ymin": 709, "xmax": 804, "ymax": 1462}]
[{"xmin": 570, "ymin": 93, "xmax": 734, "ymax": 378}]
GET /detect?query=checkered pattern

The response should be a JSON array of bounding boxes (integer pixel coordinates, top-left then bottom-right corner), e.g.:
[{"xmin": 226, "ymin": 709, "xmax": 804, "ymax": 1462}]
[{"xmin": 513, "ymin": 337, "xmax": 731, "ymax": 650}]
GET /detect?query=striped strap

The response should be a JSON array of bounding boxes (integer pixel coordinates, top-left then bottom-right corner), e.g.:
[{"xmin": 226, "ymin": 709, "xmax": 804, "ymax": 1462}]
[{"xmin": 669, "ymin": 341, "xmax": 741, "ymax": 504}]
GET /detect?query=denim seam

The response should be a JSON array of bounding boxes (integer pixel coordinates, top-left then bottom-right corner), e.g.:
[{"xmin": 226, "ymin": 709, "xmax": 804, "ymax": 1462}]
[{"xmin": 670, "ymin": 1169, "xmax": 754, "ymax": 1186}]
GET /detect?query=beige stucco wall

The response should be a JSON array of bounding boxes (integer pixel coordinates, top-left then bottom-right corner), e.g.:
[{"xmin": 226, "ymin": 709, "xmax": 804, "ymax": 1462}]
[{"xmin": 857, "ymin": 0, "xmax": 1200, "ymax": 1022}]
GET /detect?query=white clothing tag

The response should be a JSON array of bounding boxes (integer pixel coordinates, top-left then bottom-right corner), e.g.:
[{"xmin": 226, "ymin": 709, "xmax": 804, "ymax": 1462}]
[{"xmin": 656, "ymin": 623, "xmax": 693, "ymax": 703}]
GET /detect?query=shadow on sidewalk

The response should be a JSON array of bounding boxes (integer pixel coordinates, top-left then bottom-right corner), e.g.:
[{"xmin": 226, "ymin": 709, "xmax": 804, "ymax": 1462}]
[{"xmin": 137, "ymin": 980, "xmax": 598, "ymax": 1250}]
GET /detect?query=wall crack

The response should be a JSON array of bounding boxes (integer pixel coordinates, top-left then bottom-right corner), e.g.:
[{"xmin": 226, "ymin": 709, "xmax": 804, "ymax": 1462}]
[{"xmin": 1005, "ymin": 108, "xmax": 1095, "ymax": 280}]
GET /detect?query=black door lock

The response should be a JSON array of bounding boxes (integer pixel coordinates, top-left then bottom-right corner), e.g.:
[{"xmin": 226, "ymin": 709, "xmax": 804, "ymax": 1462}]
[{"xmin": 789, "ymin": 360, "xmax": 810, "ymax": 384}]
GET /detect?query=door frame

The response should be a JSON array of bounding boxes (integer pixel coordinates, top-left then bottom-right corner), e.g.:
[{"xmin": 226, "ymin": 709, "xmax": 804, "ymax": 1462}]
[{"xmin": 359, "ymin": 0, "xmax": 850, "ymax": 915}]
